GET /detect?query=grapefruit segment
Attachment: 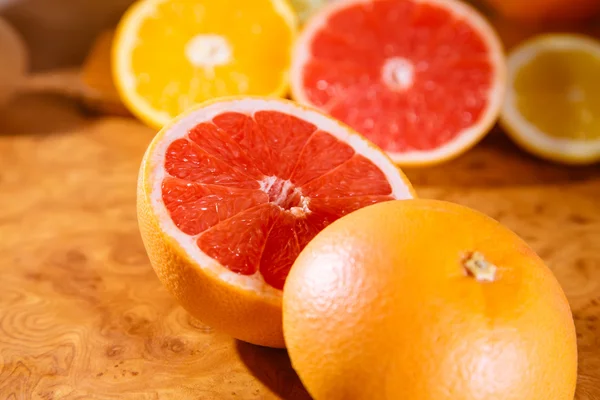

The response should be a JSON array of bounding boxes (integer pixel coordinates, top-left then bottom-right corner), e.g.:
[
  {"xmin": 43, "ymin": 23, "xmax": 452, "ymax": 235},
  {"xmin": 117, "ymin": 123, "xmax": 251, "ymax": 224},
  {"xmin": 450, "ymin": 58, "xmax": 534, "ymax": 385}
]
[
  {"xmin": 198, "ymin": 204, "xmax": 281, "ymax": 276},
  {"xmin": 164, "ymin": 139, "xmax": 259, "ymax": 189},
  {"xmin": 187, "ymin": 123, "xmax": 264, "ymax": 180},
  {"xmin": 259, "ymin": 211, "xmax": 302, "ymax": 290},
  {"xmin": 290, "ymin": 130, "xmax": 355, "ymax": 186},
  {"xmin": 293, "ymin": 211, "xmax": 331, "ymax": 250},
  {"xmin": 162, "ymin": 178, "xmax": 268, "ymax": 236},
  {"xmin": 253, "ymin": 111, "xmax": 317, "ymax": 179},
  {"xmin": 301, "ymin": 59, "xmax": 375, "ymax": 108},
  {"xmin": 308, "ymin": 195, "xmax": 394, "ymax": 218},
  {"xmin": 291, "ymin": 0, "xmax": 506, "ymax": 166},
  {"xmin": 301, "ymin": 155, "xmax": 393, "ymax": 197},
  {"xmin": 212, "ymin": 112, "xmax": 276, "ymax": 176},
  {"xmin": 137, "ymin": 97, "xmax": 415, "ymax": 347}
]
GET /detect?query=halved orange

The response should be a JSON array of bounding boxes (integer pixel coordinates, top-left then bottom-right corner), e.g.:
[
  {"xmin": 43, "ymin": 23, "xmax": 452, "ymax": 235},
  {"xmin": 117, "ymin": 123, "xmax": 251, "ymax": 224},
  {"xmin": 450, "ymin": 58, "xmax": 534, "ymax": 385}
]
[
  {"xmin": 113, "ymin": 0, "xmax": 297, "ymax": 129},
  {"xmin": 137, "ymin": 97, "xmax": 415, "ymax": 347},
  {"xmin": 501, "ymin": 34, "xmax": 600, "ymax": 165}
]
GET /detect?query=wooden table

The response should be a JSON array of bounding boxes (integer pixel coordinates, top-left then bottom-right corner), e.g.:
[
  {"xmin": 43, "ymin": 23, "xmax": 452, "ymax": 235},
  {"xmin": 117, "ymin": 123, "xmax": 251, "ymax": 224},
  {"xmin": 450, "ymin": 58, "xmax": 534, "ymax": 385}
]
[{"xmin": 0, "ymin": 93, "xmax": 599, "ymax": 399}]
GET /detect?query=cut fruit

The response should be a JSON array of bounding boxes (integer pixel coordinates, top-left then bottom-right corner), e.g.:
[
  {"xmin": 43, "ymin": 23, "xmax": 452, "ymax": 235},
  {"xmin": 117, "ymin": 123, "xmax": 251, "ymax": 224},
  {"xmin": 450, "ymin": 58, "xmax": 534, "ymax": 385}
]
[
  {"xmin": 113, "ymin": 0, "xmax": 297, "ymax": 129},
  {"xmin": 501, "ymin": 34, "xmax": 600, "ymax": 165},
  {"xmin": 137, "ymin": 97, "xmax": 415, "ymax": 347},
  {"xmin": 290, "ymin": 0, "xmax": 506, "ymax": 166}
]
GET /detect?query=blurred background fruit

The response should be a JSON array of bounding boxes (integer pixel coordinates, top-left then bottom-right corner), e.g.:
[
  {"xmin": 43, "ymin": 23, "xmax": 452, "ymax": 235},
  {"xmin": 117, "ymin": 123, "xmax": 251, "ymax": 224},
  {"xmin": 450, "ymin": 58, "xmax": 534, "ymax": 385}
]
[
  {"xmin": 0, "ymin": 0, "xmax": 133, "ymax": 71},
  {"xmin": 501, "ymin": 33, "xmax": 600, "ymax": 165},
  {"xmin": 81, "ymin": 29, "xmax": 130, "ymax": 116},
  {"xmin": 2, "ymin": 0, "xmax": 598, "ymax": 68},
  {"xmin": 112, "ymin": 0, "xmax": 297, "ymax": 129},
  {"xmin": 0, "ymin": 15, "xmax": 127, "ymax": 113},
  {"xmin": 479, "ymin": 0, "xmax": 600, "ymax": 23},
  {"xmin": 290, "ymin": 0, "xmax": 507, "ymax": 167}
]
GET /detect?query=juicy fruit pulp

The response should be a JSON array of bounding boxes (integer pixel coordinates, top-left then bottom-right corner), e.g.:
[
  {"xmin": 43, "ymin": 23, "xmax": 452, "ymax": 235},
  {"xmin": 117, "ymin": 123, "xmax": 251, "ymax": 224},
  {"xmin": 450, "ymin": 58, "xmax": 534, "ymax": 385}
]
[
  {"xmin": 162, "ymin": 110, "xmax": 397, "ymax": 290},
  {"xmin": 513, "ymin": 46, "xmax": 600, "ymax": 140},
  {"xmin": 137, "ymin": 97, "xmax": 414, "ymax": 348},
  {"xmin": 294, "ymin": 0, "xmax": 503, "ymax": 157},
  {"xmin": 501, "ymin": 34, "xmax": 600, "ymax": 165},
  {"xmin": 114, "ymin": 0, "xmax": 296, "ymax": 127}
]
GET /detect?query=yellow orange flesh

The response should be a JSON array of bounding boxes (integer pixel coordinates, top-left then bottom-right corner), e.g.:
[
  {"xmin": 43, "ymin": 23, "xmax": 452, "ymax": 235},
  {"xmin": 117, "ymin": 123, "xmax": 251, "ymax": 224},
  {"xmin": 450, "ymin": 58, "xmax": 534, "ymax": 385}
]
[
  {"xmin": 501, "ymin": 34, "xmax": 600, "ymax": 164},
  {"xmin": 514, "ymin": 48, "xmax": 600, "ymax": 140},
  {"xmin": 113, "ymin": 0, "xmax": 297, "ymax": 128}
]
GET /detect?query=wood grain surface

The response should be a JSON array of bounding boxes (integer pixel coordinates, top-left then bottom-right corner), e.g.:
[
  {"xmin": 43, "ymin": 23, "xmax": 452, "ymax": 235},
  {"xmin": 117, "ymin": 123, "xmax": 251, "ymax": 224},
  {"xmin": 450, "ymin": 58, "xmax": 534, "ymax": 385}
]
[{"xmin": 0, "ymin": 93, "xmax": 599, "ymax": 399}]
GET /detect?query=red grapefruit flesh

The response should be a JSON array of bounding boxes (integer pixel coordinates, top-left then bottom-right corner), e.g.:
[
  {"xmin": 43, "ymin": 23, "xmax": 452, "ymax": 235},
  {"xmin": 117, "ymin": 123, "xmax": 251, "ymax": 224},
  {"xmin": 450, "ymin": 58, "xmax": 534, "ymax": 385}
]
[
  {"xmin": 137, "ymin": 97, "xmax": 415, "ymax": 347},
  {"xmin": 163, "ymin": 110, "xmax": 400, "ymax": 290},
  {"xmin": 291, "ymin": 0, "xmax": 506, "ymax": 166}
]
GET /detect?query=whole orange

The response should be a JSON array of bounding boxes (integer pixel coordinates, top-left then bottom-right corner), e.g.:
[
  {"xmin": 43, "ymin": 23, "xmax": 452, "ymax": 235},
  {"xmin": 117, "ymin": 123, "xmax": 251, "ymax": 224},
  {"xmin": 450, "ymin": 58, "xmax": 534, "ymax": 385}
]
[
  {"xmin": 283, "ymin": 199, "xmax": 577, "ymax": 400},
  {"xmin": 482, "ymin": 0, "xmax": 600, "ymax": 22}
]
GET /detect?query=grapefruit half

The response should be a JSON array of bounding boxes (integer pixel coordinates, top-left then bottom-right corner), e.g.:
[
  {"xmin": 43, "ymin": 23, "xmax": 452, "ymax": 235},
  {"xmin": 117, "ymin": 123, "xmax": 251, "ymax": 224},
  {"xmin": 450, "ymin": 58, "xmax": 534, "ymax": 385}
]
[
  {"xmin": 290, "ymin": 0, "xmax": 506, "ymax": 166},
  {"xmin": 137, "ymin": 97, "xmax": 415, "ymax": 348}
]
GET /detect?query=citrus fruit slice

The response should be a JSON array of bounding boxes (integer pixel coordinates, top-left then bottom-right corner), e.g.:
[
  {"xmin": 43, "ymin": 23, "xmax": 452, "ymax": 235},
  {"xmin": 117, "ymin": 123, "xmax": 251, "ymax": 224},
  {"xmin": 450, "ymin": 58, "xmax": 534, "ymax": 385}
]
[
  {"xmin": 501, "ymin": 34, "xmax": 600, "ymax": 165},
  {"xmin": 137, "ymin": 97, "xmax": 415, "ymax": 348},
  {"xmin": 284, "ymin": 199, "xmax": 577, "ymax": 400},
  {"xmin": 290, "ymin": 0, "xmax": 506, "ymax": 166},
  {"xmin": 113, "ymin": 0, "xmax": 297, "ymax": 129}
]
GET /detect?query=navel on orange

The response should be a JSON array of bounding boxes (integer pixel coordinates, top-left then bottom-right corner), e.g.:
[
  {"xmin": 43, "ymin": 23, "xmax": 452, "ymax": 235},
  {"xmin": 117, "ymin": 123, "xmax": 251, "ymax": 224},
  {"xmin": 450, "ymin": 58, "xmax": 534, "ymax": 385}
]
[
  {"xmin": 137, "ymin": 97, "xmax": 414, "ymax": 348},
  {"xmin": 113, "ymin": 0, "xmax": 297, "ymax": 129},
  {"xmin": 284, "ymin": 199, "xmax": 577, "ymax": 399}
]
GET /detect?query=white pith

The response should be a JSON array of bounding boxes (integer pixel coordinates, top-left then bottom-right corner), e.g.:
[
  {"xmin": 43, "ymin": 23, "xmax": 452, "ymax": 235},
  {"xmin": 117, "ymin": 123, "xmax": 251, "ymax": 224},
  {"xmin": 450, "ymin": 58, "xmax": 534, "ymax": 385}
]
[
  {"xmin": 290, "ymin": 0, "xmax": 507, "ymax": 165},
  {"xmin": 146, "ymin": 98, "xmax": 414, "ymax": 296},
  {"xmin": 185, "ymin": 34, "xmax": 233, "ymax": 68},
  {"xmin": 501, "ymin": 34, "xmax": 600, "ymax": 162},
  {"xmin": 382, "ymin": 57, "xmax": 415, "ymax": 91},
  {"xmin": 260, "ymin": 176, "xmax": 311, "ymax": 217}
]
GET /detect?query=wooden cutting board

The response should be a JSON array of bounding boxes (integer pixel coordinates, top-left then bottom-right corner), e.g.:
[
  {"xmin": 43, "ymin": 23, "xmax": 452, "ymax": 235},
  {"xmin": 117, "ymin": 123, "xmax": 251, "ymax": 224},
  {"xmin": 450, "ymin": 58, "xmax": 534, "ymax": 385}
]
[{"xmin": 0, "ymin": 93, "xmax": 598, "ymax": 399}]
